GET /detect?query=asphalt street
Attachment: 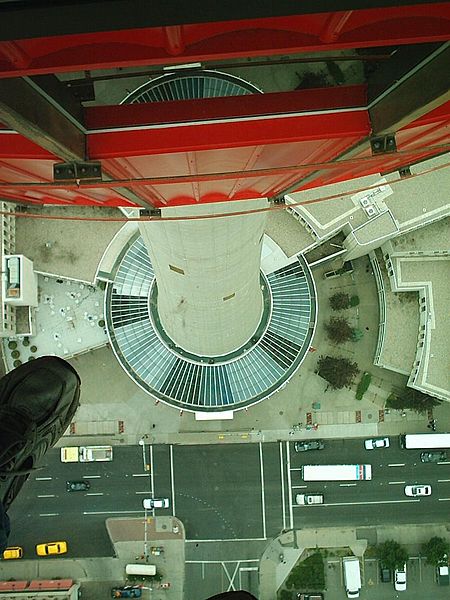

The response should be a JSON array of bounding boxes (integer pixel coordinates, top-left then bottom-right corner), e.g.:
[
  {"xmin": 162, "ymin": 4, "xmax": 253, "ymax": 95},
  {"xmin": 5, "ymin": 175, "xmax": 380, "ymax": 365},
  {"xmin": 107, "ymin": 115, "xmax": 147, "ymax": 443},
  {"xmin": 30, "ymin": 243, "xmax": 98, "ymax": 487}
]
[{"xmin": 6, "ymin": 437, "xmax": 450, "ymax": 561}]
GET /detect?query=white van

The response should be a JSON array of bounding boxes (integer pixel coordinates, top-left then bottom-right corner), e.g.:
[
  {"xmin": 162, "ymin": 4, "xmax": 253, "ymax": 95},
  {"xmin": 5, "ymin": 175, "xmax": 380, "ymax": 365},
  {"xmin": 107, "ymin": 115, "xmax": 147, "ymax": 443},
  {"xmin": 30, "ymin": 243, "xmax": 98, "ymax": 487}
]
[
  {"xmin": 343, "ymin": 557, "xmax": 361, "ymax": 598},
  {"xmin": 296, "ymin": 493, "xmax": 324, "ymax": 505}
]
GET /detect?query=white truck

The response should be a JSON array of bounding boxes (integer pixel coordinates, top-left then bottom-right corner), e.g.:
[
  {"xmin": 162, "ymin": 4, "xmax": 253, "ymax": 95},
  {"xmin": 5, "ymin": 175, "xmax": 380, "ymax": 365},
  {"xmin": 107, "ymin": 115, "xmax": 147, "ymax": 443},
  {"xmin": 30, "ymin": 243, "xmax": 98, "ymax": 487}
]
[
  {"xmin": 295, "ymin": 493, "xmax": 324, "ymax": 505},
  {"xmin": 60, "ymin": 445, "xmax": 113, "ymax": 462},
  {"xmin": 343, "ymin": 557, "xmax": 361, "ymax": 598}
]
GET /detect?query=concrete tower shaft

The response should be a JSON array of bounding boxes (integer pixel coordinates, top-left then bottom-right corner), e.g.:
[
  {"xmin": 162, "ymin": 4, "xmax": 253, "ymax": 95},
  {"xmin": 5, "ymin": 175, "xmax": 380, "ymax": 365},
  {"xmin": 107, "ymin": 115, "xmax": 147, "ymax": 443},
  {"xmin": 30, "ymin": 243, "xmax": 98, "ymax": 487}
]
[{"xmin": 139, "ymin": 199, "xmax": 268, "ymax": 356}]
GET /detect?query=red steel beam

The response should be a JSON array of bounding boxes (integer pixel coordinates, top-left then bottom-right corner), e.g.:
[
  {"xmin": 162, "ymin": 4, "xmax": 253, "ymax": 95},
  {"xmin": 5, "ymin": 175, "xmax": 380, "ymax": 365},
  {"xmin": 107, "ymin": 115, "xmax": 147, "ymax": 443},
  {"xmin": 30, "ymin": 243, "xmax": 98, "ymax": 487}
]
[{"xmin": 0, "ymin": 5, "xmax": 449, "ymax": 77}]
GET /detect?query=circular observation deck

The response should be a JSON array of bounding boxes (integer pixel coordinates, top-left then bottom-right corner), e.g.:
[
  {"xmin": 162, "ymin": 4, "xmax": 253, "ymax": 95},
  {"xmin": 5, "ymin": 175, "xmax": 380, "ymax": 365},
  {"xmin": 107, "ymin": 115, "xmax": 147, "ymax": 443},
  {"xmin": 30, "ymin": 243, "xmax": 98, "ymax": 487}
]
[{"xmin": 105, "ymin": 234, "xmax": 316, "ymax": 412}]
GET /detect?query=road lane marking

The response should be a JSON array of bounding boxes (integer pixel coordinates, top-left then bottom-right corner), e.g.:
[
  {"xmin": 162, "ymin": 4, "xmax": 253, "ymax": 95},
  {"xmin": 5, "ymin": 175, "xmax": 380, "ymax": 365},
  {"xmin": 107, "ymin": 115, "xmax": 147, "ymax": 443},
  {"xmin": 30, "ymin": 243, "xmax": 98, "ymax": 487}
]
[
  {"xmin": 132, "ymin": 473, "xmax": 148, "ymax": 477},
  {"xmin": 86, "ymin": 492, "xmax": 104, "ymax": 496},
  {"xmin": 135, "ymin": 491, "xmax": 149, "ymax": 494},
  {"xmin": 186, "ymin": 539, "xmax": 266, "ymax": 544},
  {"xmin": 37, "ymin": 494, "xmax": 55, "ymax": 498},
  {"xmin": 83, "ymin": 475, "xmax": 101, "ymax": 479},
  {"xmin": 170, "ymin": 444, "xmax": 176, "ymax": 517},
  {"xmin": 286, "ymin": 442, "xmax": 294, "ymax": 530},
  {"xmin": 150, "ymin": 445, "xmax": 154, "ymax": 498},
  {"xmin": 388, "ymin": 463, "xmax": 405, "ymax": 467},
  {"xmin": 437, "ymin": 479, "xmax": 450, "ymax": 482},
  {"xmin": 439, "ymin": 461, "xmax": 450, "ymax": 465},
  {"xmin": 83, "ymin": 510, "xmax": 143, "ymax": 515},
  {"xmin": 339, "ymin": 483, "xmax": 357, "ymax": 487},
  {"xmin": 39, "ymin": 513, "xmax": 59, "ymax": 516},
  {"xmin": 35, "ymin": 477, "xmax": 52, "ymax": 481},
  {"xmin": 327, "ymin": 499, "xmax": 420, "ymax": 506},
  {"xmin": 279, "ymin": 441, "xmax": 286, "ymax": 530},
  {"xmin": 259, "ymin": 442, "xmax": 267, "ymax": 539},
  {"xmin": 290, "ymin": 467, "xmax": 302, "ymax": 471},
  {"xmin": 438, "ymin": 498, "xmax": 450, "ymax": 501},
  {"xmin": 388, "ymin": 481, "xmax": 406, "ymax": 485},
  {"xmin": 292, "ymin": 485, "xmax": 308, "ymax": 489}
]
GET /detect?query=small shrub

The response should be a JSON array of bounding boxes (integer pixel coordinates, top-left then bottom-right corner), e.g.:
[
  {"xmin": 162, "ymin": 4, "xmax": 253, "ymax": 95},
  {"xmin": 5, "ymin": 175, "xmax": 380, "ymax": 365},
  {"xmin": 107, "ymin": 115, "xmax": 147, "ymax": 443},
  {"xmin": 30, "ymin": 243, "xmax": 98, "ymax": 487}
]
[
  {"xmin": 285, "ymin": 552, "xmax": 325, "ymax": 590},
  {"xmin": 329, "ymin": 292, "xmax": 350, "ymax": 311},
  {"xmin": 356, "ymin": 372, "xmax": 372, "ymax": 400},
  {"xmin": 279, "ymin": 590, "xmax": 292, "ymax": 600},
  {"xmin": 350, "ymin": 295, "xmax": 360, "ymax": 307},
  {"xmin": 325, "ymin": 317, "xmax": 354, "ymax": 344}
]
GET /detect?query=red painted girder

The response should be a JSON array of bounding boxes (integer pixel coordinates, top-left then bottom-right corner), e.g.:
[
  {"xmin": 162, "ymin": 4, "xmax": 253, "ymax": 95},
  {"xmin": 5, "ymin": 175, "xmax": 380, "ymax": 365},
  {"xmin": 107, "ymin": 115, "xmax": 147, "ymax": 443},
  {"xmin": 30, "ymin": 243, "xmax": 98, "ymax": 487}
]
[
  {"xmin": 86, "ymin": 85, "xmax": 367, "ymax": 130},
  {"xmin": 0, "ymin": 4, "xmax": 449, "ymax": 77},
  {"xmin": 87, "ymin": 111, "xmax": 370, "ymax": 158}
]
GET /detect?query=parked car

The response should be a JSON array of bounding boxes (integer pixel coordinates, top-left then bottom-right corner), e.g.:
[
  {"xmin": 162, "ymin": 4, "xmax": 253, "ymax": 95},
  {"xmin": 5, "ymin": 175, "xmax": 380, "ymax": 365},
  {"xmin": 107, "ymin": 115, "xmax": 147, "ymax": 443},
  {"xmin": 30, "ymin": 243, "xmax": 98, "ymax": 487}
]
[
  {"xmin": 296, "ymin": 493, "xmax": 324, "ymax": 505},
  {"xmin": 294, "ymin": 440, "xmax": 324, "ymax": 452},
  {"xmin": 394, "ymin": 564, "xmax": 407, "ymax": 591},
  {"xmin": 436, "ymin": 557, "xmax": 449, "ymax": 585},
  {"xmin": 111, "ymin": 586, "xmax": 142, "ymax": 598},
  {"xmin": 2, "ymin": 546, "xmax": 23, "ymax": 560},
  {"xmin": 404, "ymin": 484, "xmax": 431, "ymax": 497},
  {"xmin": 36, "ymin": 541, "xmax": 67, "ymax": 556},
  {"xmin": 420, "ymin": 451, "xmax": 447, "ymax": 463},
  {"xmin": 380, "ymin": 565, "xmax": 392, "ymax": 582},
  {"xmin": 364, "ymin": 437, "xmax": 390, "ymax": 450},
  {"xmin": 66, "ymin": 480, "xmax": 90, "ymax": 492},
  {"xmin": 143, "ymin": 497, "xmax": 169, "ymax": 509}
]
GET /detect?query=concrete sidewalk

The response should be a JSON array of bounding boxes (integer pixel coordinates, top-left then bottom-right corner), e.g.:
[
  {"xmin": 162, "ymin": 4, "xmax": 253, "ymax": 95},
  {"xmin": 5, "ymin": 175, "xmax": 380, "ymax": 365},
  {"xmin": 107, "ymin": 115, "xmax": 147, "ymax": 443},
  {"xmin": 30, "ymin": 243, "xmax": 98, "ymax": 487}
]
[{"xmin": 259, "ymin": 523, "xmax": 450, "ymax": 600}]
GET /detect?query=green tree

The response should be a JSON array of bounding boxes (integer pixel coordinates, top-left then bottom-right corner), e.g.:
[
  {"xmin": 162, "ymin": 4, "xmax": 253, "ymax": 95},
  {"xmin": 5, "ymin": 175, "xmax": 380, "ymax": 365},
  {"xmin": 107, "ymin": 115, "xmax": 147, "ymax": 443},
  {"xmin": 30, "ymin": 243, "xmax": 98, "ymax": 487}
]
[
  {"xmin": 377, "ymin": 540, "xmax": 409, "ymax": 571},
  {"xmin": 421, "ymin": 537, "xmax": 450, "ymax": 566},
  {"xmin": 325, "ymin": 317, "xmax": 354, "ymax": 344},
  {"xmin": 329, "ymin": 292, "xmax": 350, "ymax": 311},
  {"xmin": 387, "ymin": 388, "xmax": 442, "ymax": 414},
  {"xmin": 317, "ymin": 355, "xmax": 359, "ymax": 390}
]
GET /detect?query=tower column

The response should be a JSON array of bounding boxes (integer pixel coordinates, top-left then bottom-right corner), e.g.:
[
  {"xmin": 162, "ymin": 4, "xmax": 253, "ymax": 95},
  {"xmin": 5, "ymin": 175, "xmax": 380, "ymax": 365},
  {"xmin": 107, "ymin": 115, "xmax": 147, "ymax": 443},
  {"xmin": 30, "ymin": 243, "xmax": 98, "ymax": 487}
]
[{"xmin": 139, "ymin": 199, "xmax": 268, "ymax": 356}]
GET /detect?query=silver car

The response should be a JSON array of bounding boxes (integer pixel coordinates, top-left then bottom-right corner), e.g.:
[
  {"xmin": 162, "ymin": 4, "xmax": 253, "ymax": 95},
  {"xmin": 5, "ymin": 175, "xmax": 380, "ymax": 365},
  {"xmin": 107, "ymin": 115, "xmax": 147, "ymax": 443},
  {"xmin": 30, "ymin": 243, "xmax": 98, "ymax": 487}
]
[{"xmin": 364, "ymin": 437, "xmax": 389, "ymax": 450}]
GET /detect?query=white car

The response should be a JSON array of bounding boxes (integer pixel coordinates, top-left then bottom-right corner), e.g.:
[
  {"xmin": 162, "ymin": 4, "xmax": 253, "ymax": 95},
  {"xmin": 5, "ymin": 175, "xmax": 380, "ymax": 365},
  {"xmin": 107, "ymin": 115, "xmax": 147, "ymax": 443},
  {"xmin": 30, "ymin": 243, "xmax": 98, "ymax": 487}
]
[
  {"xmin": 394, "ymin": 564, "xmax": 407, "ymax": 591},
  {"xmin": 404, "ymin": 484, "xmax": 431, "ymax": 497},
  {"xmin": 364, "ymin": 437, "xmax": 389, "ymax": 450},
  {"xmin": 143, "ymin": 497, "xmax": 169, "ymax": 509}
]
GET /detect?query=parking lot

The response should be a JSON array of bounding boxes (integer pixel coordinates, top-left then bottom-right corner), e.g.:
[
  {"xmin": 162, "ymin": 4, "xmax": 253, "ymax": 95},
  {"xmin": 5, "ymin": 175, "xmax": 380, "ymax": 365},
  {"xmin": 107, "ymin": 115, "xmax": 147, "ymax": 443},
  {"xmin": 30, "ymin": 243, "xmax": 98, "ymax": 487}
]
[{"xmin": 325, "ymin": 556, "xmax": 449, "ymax": 599}]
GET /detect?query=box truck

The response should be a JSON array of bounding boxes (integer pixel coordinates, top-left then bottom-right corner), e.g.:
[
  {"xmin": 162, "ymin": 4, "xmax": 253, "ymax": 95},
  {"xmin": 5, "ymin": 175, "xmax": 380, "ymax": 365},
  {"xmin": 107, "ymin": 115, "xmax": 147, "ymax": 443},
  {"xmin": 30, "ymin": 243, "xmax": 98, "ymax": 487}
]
[{"xmin": 60, "ymin": 445, "xmax": 113, "ymax": 462}]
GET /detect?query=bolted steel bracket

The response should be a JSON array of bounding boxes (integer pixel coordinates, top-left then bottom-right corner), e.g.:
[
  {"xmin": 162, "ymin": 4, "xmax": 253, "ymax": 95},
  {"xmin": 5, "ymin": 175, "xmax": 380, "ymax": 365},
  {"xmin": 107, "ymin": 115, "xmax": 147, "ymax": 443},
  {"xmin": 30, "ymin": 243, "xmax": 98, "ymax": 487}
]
[
  {"xmin": 370, "ymin": 134, "xmax": 397, "ymax": 155},
  {"xmin": 53, "ymin": 161, "xmax": 102, "ymax": 181}
]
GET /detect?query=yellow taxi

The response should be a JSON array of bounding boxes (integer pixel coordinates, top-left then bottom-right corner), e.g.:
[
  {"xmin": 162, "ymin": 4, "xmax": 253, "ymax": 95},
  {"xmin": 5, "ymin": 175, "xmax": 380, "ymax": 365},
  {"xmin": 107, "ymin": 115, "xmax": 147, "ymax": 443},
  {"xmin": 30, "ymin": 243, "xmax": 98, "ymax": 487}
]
[
  {"xmin": 36, "ymin": 541, "xmax": 68, "ymax": 556},
  {"xmin": 2, "ymin": 546, "xmax": 23, "ymax": 560}
]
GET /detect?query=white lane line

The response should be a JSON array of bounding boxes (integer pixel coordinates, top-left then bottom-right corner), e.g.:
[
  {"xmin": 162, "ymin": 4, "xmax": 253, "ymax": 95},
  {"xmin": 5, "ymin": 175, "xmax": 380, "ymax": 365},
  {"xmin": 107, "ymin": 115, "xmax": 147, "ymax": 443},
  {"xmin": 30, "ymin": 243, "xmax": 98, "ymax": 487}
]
[
  {"xmin": 340, "ymin": 483, "xmax": 357, "ymax": 487},
  {"xmin": 39, "ymin": 513, "xmax": 59, "ymax": 517},
  {"xmin": 388, "ymin": 481, "xmax": 406, "ymax": 485},
  {"xmin": 279, "ymin": 441, "xmax": 286, "ymax": 531},
  {"xmin": 135, "ymin": 491, "xmax": 149, "ymax": 495},
  {"xmin": 170, "ymin": 444, "xmax": 176, "ymax": 517},
  {"xmin": 290, "ymin": 467, "xmax": 302, "ymax": 471},
  {"xmin": 286, "ymin": 442, "xmax": 293, "ymax": 530},
  {"xmin": 150, "ymin": 445, "xmax": 154, "ymax": 496},
  {"xmin": 186, "ymin": 538, "xmax": 267, "ymax": 544},
  {"xmin": 437, "ymin": 479, "xmax": 450, "ymax": 483},
  {"xmin": 37, "ymin": 494, "xmax": 55, "ymax": 498},
  {"xmin": 388, "ymin": 463, "xmax": 406, "ymax": 467},
  {"xmin": 132, "ymin": 473, "xmax": 148, "ymax": 477},
  {"xmin": 292, "ymin": 485, "xmax": 308, "ymax": 489},
  {"xmin": 83, "ymin": 475, "xmax": 101, "ymax": 479},
  {"xmin": 438, "ymin": 498, "xmax": 450, "ymax": 501},
  {"xmin": 438, "ymin": 461, "xmax": 450, "ymax": 465},
  {"xmin": 86, "ymin": 492, "xmax": 104, "ymax": 496},
  {"xmin": 187, "ymin": 559, "xmax": 260, "ymax": 564},
  {"xmin": 83, "ymin": 510, "xmax": 143, "ymax": 515},
  {"xmin": 327, "ymin": 499, "xmax": 420, "ymax": 506},
  {"xmin": 35, "ymin": 477, "xmax": 52, "ymax": 481},
  {"xmin": 259, "ymin": 442, "xmax": 267, "ymax": 539}
]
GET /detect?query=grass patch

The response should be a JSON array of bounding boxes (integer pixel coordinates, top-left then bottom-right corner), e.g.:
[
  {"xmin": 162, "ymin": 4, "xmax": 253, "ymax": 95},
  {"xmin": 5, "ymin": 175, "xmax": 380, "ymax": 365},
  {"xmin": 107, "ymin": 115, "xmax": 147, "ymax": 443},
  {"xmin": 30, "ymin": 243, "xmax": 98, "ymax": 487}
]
[
  {"xmin": 356, "ymin": 371, "xmax": 371, "ymax": 400},
  {"xmin": 285, "ymin": 552, "xmax": 325, "ymax": 590}
]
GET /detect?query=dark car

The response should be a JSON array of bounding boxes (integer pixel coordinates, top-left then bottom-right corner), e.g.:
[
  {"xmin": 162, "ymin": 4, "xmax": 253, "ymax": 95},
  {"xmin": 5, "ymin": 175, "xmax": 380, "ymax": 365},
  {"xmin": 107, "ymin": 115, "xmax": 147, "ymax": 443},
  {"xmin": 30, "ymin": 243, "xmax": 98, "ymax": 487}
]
[
  {"xmin": 66, "ymin": 480, "xmax": 90, "ymax": 492},
  {"xmin": 294, "ymin": 440, "xmax": 325, "ymax": 452},
  {"xmin": 420, "ymin": 451, "xmax": 447, "ymax": 463},
  {"xmin": 111, "ymin": 587, "xmax": 142, "ymax": 598},
  {"xmin": 380, "ymin": 565, "xmax": 392, "ymax": 582}
]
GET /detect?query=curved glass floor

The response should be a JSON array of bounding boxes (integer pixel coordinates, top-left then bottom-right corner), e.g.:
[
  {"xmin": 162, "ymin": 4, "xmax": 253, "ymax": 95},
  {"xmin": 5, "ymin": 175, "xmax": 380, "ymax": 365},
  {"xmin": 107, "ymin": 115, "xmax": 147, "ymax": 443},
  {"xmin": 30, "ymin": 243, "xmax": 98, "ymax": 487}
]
[{"xmin": 105, "ymin": 234, "xmax": 316, "ymax": 412}]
